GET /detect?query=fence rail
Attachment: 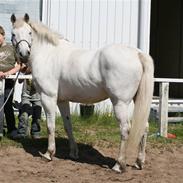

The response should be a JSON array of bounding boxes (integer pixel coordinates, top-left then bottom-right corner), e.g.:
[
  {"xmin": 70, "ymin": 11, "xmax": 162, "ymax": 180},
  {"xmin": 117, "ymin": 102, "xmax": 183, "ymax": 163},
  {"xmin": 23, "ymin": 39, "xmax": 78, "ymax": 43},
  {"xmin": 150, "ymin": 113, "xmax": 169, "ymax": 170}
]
[
  {"xmin": 154, "ymin": 78, "xmax": 183, "ymax": 137},
  {"xmin": 0, "ymin": 76, "xmax": 183, "ymax": 137}
]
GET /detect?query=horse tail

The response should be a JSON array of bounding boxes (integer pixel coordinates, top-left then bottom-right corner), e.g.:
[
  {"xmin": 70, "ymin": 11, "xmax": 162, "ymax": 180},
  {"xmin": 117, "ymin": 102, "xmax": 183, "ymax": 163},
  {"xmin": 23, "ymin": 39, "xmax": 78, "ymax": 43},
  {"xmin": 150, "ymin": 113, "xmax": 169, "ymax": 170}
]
[{"xmin": 127, "ymin": 52, "xmax": 154, "ymax": 162}]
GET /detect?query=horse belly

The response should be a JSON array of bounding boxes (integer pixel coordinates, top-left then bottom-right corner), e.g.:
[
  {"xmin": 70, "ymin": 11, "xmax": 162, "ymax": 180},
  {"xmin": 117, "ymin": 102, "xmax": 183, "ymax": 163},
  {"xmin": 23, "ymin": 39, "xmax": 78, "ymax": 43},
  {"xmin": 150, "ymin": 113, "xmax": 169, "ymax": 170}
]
[{"xmin": 58, "ymin": 86, "xmax": 108, "ymax": 104}]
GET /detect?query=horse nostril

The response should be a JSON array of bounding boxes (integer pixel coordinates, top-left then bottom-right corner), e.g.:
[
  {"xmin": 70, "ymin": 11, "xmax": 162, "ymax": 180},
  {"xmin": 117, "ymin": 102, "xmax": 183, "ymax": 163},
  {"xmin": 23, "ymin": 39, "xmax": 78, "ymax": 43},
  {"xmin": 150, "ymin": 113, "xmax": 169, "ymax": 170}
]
[
  {"xmin": 19, "ymin": 52, "xmax": 23, "ymax": 57},
  {"xmin": 28, "ymin": 51, "xmax": 30, "ymax": 55}
]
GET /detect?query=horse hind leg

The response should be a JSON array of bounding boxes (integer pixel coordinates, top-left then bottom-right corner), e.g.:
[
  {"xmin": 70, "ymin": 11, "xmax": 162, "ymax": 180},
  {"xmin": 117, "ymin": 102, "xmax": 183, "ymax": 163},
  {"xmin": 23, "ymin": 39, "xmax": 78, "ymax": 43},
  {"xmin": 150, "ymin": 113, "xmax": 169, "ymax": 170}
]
[
  {"xmin": 135, "ymin": 122, "xmax": 149, "ymax": 169},
  {"xmin": 57, "ymin": 101, "xmax": 79, "ymax": 160},
  {"xmin": 112, "ymin": 100, "xmax": 129, "ymax": 173}
]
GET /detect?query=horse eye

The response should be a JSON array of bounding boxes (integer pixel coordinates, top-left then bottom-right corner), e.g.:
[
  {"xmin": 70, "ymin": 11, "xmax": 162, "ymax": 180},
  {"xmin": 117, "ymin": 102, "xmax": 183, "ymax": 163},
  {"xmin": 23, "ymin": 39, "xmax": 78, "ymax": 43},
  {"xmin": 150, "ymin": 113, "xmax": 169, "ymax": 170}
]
[{"xmin": 29, "ymin": 32, "xmax": 32, "ymax": 35}]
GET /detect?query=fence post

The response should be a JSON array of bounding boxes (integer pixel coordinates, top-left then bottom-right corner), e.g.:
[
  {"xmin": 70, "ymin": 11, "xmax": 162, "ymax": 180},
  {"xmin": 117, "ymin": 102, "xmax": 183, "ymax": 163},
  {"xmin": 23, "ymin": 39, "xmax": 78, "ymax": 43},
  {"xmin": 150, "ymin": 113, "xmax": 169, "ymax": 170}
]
[
  {"xmin": 159, "ymin": 82, "xmax": 169, "ymax": 137},
  {"xmin": 0, "ymin": 79, "xmax": 5, "ymax": 137}
]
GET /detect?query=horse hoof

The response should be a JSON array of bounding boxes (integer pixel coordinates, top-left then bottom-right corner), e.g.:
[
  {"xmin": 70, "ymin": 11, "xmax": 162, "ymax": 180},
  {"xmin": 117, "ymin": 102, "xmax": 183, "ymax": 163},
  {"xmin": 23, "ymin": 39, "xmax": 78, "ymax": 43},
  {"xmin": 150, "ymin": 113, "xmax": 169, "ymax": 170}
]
[
  {"xmin": 39, "ymin": 151, "xmax": 52, "ymax": 161},
  {"xmin": 134, "ymin": 158, "xmax": 144, "ymax": 170},
  {"xmin": 112, "ymin": 164, "xmax": 122, "ymax": 173},
  {"xmin": 112, "ymin": 162, "xmax": 126, "ymax": 173}
]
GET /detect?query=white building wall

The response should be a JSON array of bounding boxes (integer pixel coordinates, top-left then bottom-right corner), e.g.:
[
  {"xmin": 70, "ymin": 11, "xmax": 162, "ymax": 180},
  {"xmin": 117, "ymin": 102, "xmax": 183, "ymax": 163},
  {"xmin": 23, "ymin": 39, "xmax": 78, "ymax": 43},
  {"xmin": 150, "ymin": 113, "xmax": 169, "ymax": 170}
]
[
  {"xmin": 42, "ymin": 0, "xmax": 139, "ymax": 49},
  {"xmin": 41, "ymin": 0, "xmax": 151, "ymax": 114},
  {"xmin": 0, "ymin": 0, "xmax": 41, "ymax": 42},
  {"xmin": 138, "ymin": 0, "xmax": 152, "ymax": 53}
]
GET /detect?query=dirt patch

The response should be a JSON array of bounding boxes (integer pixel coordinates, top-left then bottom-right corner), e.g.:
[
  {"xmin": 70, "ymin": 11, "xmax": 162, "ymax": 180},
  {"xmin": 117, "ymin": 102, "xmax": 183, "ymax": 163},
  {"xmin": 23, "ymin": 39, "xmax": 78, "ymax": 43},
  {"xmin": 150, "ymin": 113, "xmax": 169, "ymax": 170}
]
[{"xmin": 0, "ymin": 139, "xmax": 182, "ymax": 183}]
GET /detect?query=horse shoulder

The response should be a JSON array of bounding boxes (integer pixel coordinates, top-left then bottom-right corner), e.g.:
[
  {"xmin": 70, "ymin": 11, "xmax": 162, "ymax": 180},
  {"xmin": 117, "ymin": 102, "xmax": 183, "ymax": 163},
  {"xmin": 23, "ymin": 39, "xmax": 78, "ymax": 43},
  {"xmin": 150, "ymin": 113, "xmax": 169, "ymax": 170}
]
[{"xmin": 32, "ymin": 64, "xmax": 59, "ymax": 98}]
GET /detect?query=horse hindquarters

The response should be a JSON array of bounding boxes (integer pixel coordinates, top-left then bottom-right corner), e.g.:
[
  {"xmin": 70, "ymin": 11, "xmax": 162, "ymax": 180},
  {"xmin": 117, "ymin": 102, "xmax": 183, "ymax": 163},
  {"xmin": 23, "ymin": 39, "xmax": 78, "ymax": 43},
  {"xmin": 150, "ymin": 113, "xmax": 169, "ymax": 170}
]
[
  {"xmin": 109, "ymin": 51, "xmax": 154, "ymax": 172},
  {"xmin": 99, "ymin": 47, "xmax": 143, "ymax": 172}
]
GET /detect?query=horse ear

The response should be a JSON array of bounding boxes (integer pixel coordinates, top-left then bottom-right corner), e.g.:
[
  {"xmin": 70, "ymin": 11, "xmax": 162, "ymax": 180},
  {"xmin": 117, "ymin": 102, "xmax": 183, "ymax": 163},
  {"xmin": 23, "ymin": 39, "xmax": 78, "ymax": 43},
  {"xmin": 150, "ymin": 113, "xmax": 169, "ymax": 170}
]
[
  {"xmin": 11, "ymin": 14, "xmax": 16, "ymax": 24},
  {"xmin": 24, "ymin": 13, "xmax": 29, "ymax": 23}
]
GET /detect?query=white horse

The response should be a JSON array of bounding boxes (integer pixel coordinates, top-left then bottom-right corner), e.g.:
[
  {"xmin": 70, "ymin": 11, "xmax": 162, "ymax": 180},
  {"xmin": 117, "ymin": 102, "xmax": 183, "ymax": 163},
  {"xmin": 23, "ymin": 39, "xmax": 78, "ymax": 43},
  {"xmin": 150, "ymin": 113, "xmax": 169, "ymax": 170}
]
[{"xmin": 10, "ymin": 14, "xmax": 154, "ymax": 173}]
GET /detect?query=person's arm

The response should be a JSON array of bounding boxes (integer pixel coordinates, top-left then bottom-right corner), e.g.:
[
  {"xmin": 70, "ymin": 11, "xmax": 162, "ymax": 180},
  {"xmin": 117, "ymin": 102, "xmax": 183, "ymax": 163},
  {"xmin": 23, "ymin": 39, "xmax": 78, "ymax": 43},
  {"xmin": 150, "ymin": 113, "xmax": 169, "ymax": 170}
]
[
  {"xmin": 0, "ymin": 63, "xmax": 21, "ymax": 79},
  {"xmin": 5, "ymin": 63, "xmax": 21, "ymax": 75}
]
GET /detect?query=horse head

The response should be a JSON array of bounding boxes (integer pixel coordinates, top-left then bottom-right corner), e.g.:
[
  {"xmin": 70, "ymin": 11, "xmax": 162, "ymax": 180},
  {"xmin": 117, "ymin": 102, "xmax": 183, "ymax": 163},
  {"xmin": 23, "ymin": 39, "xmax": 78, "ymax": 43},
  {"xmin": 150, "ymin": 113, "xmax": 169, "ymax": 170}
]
[{"xmin": 10, "ymin": 13, "xmax": 32, "ymax": 63}]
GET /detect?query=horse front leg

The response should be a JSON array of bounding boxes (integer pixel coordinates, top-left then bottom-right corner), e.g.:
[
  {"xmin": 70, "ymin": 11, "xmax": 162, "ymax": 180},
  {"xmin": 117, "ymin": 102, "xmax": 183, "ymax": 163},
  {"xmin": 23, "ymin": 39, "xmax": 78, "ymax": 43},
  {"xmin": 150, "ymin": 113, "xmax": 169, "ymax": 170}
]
[
  {"xmin": 112, "ymin": 101, "xmax": 129, "ymax": 173},
  {"xmin": 39, "ymin": 93, "xmax": 57, "ymax": 161},
  {"xmin": 57, "ymin": 101, "xmax": 78, "ymax": 159}
]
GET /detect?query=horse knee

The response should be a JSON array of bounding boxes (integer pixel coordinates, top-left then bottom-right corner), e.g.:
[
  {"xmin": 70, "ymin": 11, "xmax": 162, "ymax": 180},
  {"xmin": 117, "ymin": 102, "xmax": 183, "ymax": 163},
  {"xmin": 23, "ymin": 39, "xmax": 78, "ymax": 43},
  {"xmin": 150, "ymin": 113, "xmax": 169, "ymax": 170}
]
[
  {"xmin": 120, "ymin": 123, "xmax": 129, "ymax": 140},
  {"xmin": 47, "ymin": 123, "xmax": 55, "ymax": 134}
]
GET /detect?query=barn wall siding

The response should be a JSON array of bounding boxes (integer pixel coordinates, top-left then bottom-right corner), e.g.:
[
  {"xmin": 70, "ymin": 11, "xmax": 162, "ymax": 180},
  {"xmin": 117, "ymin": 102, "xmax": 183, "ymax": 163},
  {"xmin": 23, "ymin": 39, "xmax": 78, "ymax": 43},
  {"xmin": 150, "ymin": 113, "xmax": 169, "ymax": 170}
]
[{"xmin": 42, "ymin": 0, "xmax": 140, "ymax": 49}]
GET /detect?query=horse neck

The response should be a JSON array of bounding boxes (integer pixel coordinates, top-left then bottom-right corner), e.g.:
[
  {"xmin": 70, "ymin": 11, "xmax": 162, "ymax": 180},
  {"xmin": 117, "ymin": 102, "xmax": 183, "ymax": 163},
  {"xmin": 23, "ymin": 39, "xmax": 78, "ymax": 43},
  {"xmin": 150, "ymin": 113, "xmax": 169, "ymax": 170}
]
[
  {"xmin": 32, "ymin": 30, "xmax": 70, "ymax": 46},
  {"xmin": 31, "ymin": 32, "xmax": 78, "ymax": 66},
  {"xmin": 32, "ymin": 32, "xmax": 47, "ymax": 46}
]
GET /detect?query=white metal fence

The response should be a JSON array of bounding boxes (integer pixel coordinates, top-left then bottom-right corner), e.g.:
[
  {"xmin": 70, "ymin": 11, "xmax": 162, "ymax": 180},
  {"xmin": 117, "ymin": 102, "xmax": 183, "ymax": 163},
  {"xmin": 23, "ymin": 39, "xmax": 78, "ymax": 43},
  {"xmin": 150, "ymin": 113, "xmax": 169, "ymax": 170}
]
[
  {"xmin": 1, "ymin": 76, "xmax": 183, "ymax": 138},
  {"xmin": 152, "ymin": 78, "xmax": 183, "ymax": 137}
]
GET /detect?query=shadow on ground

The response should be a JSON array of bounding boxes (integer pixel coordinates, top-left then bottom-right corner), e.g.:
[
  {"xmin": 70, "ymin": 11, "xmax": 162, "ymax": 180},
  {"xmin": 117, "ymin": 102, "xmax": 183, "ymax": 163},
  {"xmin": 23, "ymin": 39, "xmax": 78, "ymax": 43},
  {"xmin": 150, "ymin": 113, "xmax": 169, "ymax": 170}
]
[{"xmin": 14, "ymin": 137, "xmax": 116, "ymax": 169}]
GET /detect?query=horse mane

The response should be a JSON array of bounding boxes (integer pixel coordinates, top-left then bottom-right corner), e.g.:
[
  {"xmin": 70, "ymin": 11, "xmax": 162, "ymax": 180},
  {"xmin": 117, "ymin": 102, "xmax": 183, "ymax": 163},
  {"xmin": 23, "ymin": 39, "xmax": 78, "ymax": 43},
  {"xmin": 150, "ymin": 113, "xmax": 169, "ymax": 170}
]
[
  {"xmin": 13, "ymin": 18, "xmax": 63, "ymax": 46},
  {"xmin": 29, "ymin": 21, "xmax": 63, "ymax": 46}
]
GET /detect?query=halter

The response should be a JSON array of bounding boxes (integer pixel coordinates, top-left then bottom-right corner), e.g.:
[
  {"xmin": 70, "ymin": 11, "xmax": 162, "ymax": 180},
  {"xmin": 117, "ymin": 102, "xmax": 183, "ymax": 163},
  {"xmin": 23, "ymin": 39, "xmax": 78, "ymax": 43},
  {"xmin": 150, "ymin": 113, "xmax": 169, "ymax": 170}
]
[
  {"xmin": 15, "ymin": 39, "xmax": 31, "ymax": 50},
  {"xmin": 11, "ymin": 37, "xmax": 32, "ymax": 60}
]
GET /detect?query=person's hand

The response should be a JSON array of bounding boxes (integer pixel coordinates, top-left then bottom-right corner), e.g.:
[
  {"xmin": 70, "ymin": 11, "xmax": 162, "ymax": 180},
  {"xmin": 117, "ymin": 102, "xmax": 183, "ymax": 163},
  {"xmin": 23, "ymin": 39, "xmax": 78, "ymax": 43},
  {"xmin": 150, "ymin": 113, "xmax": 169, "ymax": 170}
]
[
  {"xmin": 0, "ymin": 71, "xmax": 6, "ymax": 79},
  {"xmin": 20, "ymin": 64, "xmax": 28, "ymax": 73},
  {"xmin": 25, "ymin": 67, "xmax": 31, "ymax": 74},
  {"xmin": 18, "ymin": 79, "xmax": 24, "ymax": 83},
  {"xmin": 20, "ymin": 63, "xmax": 31, "ymax": 74}
]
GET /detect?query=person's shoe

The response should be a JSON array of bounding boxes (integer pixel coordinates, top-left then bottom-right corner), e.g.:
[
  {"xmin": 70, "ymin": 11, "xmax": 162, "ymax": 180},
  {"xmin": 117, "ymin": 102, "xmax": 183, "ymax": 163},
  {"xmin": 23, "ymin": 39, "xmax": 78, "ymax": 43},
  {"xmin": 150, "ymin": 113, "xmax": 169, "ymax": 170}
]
[
  {"xmin": 11, "ymin": 131, "xmax": 28, "ymax": 139},
  {"xmin": 31, "ymin": 133, "xmax": 40, "ymax": 139},
  {"xmin": 0, "ymin": 133, "xmax": 3, "ymax": 140},
  {"xmin": 7, "ymin": 129, "xmax": 18, "ymax": 139}
]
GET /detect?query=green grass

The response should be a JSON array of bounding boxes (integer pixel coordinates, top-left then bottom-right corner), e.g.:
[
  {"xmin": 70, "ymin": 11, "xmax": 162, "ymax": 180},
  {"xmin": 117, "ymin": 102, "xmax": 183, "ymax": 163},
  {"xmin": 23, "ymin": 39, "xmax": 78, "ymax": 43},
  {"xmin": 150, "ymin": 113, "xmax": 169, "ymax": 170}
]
[
  {"xmin": 148, "ymin": 121, "xmax": 183, "ymax": 146},
  {"xmin": 56, "ymin": 113, "xmax": 120, "ymax": 147},
  {"xmin": 0, "ymin": 113, "xmax": 183, "ymax": 148}
]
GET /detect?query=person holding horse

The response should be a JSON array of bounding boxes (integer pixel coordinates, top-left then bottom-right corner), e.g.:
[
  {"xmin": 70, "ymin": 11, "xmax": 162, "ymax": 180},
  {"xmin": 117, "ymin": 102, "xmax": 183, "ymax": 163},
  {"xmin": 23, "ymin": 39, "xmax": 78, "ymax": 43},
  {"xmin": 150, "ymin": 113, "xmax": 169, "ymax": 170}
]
[
  {"xmin": 0, "ymin": 25, "xmax": 21, "ymax": 138},
  {"xmin": 13, "ymin": 65, "xmax": 42, "ymax": 139}
]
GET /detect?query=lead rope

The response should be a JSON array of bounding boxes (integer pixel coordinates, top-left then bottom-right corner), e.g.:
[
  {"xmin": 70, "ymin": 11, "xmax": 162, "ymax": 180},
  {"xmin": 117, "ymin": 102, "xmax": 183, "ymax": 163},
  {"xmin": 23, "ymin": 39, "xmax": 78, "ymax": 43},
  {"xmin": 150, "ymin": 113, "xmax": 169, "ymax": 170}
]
[{"xmin": 0, "ymin": 70, "xmax": 21, "ymax": 112}]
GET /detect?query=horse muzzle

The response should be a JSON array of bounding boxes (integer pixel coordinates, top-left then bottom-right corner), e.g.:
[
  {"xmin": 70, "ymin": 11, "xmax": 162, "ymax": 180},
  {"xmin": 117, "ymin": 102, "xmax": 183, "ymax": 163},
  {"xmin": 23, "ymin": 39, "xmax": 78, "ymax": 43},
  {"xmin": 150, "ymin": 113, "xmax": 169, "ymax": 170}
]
[
  {"xmin": 18, "ymin": 50, "xmax": 30, "ymax": 63},
  {"xmin": 15, "ymin": 39, "xmax": 31, "ymax": 63},
  {"xmin": 19, "ymin": 54, "xmax": 30, "ymax": 64}
]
